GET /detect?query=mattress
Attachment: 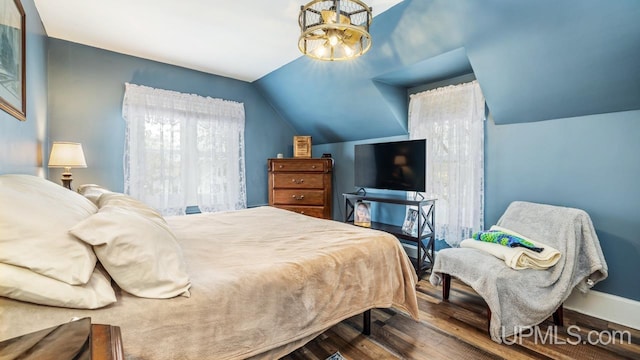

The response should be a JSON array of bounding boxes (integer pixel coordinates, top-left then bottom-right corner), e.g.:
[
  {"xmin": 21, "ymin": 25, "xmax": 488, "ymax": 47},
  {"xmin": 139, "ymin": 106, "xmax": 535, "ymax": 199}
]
[{"xmin": 0, "ymin": 206, "xmax": 419, "ymax": 359}]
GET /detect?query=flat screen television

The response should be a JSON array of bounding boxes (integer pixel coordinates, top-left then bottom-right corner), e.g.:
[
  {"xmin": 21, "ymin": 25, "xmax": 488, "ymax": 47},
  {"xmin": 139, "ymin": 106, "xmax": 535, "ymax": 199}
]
[{"xmin": 354, "ymin": 139, "xmax": 426, "ymax": 192}]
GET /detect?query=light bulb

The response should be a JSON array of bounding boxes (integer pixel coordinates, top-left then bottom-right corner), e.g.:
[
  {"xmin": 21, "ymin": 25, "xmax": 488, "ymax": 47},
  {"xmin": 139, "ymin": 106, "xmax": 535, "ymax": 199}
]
[
  {"xmin": 328, "ymin": 34, "xmax": 339, "ymax": 47},
  {"xmin": 314, "ymin": 46, "xmax": 327, "ymax": 57},
  {"xmin": 344, "ymin": 45, "xmax": 354, "ymax": 57}
]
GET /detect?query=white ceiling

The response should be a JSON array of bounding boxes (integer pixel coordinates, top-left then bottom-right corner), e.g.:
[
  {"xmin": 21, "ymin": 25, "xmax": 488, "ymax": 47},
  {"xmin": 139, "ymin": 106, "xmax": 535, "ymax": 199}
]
[{"xmin": 34, "ymin": 0, "xmax": 403, "ymax": 82}]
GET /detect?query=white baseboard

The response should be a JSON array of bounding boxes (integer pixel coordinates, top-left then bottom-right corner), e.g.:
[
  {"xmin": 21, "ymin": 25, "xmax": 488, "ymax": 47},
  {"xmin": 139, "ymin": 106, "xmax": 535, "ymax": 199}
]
[{"xmin": 564, "ymin": 289, "xmax": 640, "ymax": 330}]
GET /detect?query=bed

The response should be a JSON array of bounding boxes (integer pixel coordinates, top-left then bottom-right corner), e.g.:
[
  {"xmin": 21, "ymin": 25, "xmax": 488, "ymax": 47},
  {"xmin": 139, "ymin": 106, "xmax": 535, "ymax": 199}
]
[{"xmin": 0, "ymin": 174, "xmax": 419, "ymax": 359}]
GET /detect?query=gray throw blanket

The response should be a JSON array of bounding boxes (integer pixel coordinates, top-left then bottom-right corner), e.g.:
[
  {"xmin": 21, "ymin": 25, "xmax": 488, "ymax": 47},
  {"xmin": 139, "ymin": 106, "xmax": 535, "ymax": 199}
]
[{"xmin": 429, "ymin": 201, "xmax": 608, "ymax": 343}]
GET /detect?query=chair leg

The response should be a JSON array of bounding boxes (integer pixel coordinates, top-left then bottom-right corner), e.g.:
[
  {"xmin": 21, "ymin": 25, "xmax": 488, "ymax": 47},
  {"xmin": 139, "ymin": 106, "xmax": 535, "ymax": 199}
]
[
  {"xmin": 442, "ymin": 274, "xmax": 493, "ymax": 335},
  {"xmin": 442, "ymin": 273, "xmax": 451, "ymax": 301},
  {"xmin": 553, "ymin": 304, "xmax": 564, "ymax": 327},
  {"xmin": 486, "ymin": 306, "xmax": 492, "ymax": 335}
]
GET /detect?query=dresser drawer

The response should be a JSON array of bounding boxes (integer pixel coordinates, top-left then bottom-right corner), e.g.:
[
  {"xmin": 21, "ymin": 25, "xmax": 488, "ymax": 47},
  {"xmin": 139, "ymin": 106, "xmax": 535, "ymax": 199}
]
[
  {"xmin": 272, "ymin": 173, "xmax": 324, "ymax": 189},
  {"xmin": 270, "ymin": 159, "xmax": 328, "ymax": 172},
  {"xmin": 272, "ymin": 189, "xmax": 325, "ymax": 205},
  {"xmin": 276, "ymin": 205, "xmax": 326, "ymax": 218}
]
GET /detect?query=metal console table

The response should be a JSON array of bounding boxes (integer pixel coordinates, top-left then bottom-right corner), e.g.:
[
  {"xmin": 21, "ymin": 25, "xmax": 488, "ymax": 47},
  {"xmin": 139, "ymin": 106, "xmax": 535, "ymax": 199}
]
[{"xmin": 343, "ymin": 192, "xmax": 436, "ymax": 277}]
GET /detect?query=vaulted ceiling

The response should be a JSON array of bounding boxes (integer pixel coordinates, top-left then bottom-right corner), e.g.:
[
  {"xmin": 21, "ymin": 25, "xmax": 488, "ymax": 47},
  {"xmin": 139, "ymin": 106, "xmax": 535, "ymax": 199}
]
[
  {"xmin": 36, "ymin": 0, "xmax": 640, "ymax": 145},
  {"xmin": 256, "ymin": 0, "xmax": 640, "ymax": 144},
  {"xmin": 34, "ymin": 0, "xmax": 403, "ymax": 82}
]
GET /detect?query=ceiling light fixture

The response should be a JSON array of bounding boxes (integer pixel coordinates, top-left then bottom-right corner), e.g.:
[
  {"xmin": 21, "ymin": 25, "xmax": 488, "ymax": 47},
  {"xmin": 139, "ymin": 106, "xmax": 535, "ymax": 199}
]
[{"xmin": 298, "ymin": 0, "xmax": 373, "ymax": 61}]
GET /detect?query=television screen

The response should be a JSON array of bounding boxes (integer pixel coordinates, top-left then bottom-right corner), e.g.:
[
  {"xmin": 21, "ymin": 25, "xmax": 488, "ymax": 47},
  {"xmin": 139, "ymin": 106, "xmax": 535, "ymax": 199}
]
[{"xmin": 354, "ymin": 139, "xmax": 426, "ymax": 192}]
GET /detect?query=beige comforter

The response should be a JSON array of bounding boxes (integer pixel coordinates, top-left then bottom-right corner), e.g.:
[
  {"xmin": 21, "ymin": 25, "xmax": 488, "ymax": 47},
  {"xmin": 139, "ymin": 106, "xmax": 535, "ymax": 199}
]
[{"xmin": 0, "ymin": 206, "xmax": 418, "ymax": 359}]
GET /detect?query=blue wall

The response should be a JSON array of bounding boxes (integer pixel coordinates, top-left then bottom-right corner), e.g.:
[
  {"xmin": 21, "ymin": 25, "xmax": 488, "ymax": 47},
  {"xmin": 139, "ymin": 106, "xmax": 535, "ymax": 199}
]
[
  {"xmin": 315, "ymin": 68, "xmax": 640, "ymax": 303},
  {"xmin": 46, "ymin": 39, "xmax": 295, "ymax": 206},
  {"xmin": 0, "ymin": 0, "xmax": 47, "ymax": 175},
  {"xmin": 485, "ymin": 110, "xmax": 640, "ymax": 301}
]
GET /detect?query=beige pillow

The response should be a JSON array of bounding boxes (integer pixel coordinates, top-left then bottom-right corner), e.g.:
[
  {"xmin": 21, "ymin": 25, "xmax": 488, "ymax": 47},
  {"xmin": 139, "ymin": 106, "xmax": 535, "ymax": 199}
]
[
  {"xmin": 97, "ymin": 192, "xmax": 164, "ymax": 218},
  {"xmin": 70, "ymin": 205, "xmax": 191, "ymax": 299},
  {"xmin": 0, "ymin": 262, "xmax": 116, "ymax": 309},
  {"xmin": 77, "ymin": 183, "xmax": 113, "ymax": 205},
  {"xmin": 0, "ymin": 174, "xmax": 97, "ymax": 285}
]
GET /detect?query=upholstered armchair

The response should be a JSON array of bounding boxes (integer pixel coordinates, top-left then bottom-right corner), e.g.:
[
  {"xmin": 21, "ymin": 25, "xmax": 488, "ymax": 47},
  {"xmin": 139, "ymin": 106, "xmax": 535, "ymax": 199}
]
[{"xmin": 429, "ymin": 201, "xmax": 608, "ymax": 343}]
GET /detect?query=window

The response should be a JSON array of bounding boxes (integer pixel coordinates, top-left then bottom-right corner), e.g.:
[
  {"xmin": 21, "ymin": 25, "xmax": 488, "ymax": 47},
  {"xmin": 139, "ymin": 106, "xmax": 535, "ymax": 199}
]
[
  {"xmin": 408, "ymin": 80, "xmax": 485, "ymax": 247},
  {"xmin": 122, "ymin": 83, "xmax": 246, "ymax": 215}
]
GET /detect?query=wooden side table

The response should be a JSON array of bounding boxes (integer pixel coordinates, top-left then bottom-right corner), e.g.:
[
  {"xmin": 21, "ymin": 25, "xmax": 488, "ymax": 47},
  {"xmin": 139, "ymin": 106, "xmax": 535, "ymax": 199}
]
[
  {"xmin": 91, "ymin": 323, "xmax": 124, "ymax": 360},
  {"xmin": 343, "ymin": 192, "xmax": 436, "ymax": 277},
  {"xmin": 0, "ymin": 317, "xmax": 124, "ymax": 360}
]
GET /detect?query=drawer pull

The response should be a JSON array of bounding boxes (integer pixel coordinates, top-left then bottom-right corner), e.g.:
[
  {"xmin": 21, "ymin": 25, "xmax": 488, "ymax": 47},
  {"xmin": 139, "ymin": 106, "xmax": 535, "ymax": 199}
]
[
  {"xmin": 311, "ymin": 165, "xmax": 317, "ymax": 169},
  {"xmin": 292, "ymin": 178, "xmax": 304, "ymax": 184},
  {"xmin": 279, "ymin": 165, "xmax": 284, "ymax": 169},
  {"xmin": 292, "ymin": 195, "xmax": 305, "ymax": 200}
]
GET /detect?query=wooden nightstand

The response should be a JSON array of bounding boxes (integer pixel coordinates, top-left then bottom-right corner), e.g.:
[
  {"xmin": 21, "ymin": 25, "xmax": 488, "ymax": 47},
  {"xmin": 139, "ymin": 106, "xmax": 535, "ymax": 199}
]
[
  {"xmin": 91, "ymin": 323, "xmax": 124, "ymax": 360},
  {"xmin": 268, "ymin": 158, "xmax": 333, "ymax": 219},
  {"xmin": 0, "ymin": 318, "xmax": 124, "ymax": 360}
]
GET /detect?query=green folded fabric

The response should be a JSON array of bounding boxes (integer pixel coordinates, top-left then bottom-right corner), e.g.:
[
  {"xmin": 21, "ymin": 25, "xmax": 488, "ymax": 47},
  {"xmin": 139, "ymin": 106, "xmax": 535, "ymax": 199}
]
[{"xmin": 472, "ymin": 230, "xmax": 544, "ymax": 253}]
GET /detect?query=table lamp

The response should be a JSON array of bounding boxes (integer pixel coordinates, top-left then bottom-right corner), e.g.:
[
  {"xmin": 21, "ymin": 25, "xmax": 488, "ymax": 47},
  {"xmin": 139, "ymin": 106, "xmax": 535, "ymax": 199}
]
[{"xmin": 48, "ymin": 142, "xmax": 87, "ymax": 189}]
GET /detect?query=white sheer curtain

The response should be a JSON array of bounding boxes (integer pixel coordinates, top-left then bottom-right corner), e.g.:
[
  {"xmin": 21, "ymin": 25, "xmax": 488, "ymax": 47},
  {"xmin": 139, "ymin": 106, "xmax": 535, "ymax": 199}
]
[
  {"xmin": 409, "ymin": 80, "xmax": 485, "ymax": 247},
  {"xmin": 122, "ymin": 83, "xmax": 246, "ymax": 216}
]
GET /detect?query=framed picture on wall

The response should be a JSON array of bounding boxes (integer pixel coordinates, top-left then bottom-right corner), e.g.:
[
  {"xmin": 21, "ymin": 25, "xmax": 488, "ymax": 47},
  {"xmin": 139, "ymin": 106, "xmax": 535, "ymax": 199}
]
[{"xmin": 0, "ymin": 0, "xmax": 26, "ymax": 121}]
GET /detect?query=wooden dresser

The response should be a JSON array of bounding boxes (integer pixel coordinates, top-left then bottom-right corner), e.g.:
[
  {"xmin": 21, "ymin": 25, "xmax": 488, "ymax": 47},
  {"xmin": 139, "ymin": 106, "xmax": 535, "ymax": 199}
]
[{"xmin": 268, "ymin": 158, "xmax": 333, "ymax": 219}]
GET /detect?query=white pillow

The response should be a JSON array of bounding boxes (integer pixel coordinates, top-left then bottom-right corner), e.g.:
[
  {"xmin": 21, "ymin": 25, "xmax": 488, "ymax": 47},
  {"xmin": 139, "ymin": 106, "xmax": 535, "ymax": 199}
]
[
  {"xmin": 0, "ymin": 174, "xmax": 98, "ymax": 285},
  {"xmin": 70, "ymin": 205, "xmax": 191, "ymax": 299},
  {"xmin": 0, "ymin": 262, "xmax": 116, "ymax": 309}
]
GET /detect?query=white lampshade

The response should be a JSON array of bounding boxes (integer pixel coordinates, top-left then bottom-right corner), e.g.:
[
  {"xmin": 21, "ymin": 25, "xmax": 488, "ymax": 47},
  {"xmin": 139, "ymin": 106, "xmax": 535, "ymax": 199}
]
[{"xmin": 48, "ymin": 142, "xmax": 87, "ymax": 168}]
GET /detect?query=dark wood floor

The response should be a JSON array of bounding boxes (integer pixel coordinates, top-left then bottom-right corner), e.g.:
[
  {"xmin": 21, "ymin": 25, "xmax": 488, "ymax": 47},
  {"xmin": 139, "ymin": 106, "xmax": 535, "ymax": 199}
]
[{"xmin": 282, "ymin": 277, "xmax": 640, "ymax": 360}]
